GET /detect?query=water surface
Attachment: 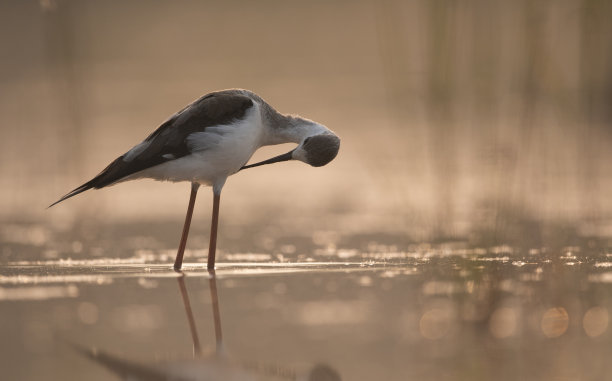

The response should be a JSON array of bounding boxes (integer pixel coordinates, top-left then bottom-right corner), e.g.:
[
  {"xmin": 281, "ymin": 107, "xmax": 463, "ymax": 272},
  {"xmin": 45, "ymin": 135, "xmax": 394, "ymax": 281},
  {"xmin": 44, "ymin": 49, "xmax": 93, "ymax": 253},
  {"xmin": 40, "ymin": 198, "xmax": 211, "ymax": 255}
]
[{"xmin": 2, "ymin": 221, "xmax": 612, "ymax": 381}]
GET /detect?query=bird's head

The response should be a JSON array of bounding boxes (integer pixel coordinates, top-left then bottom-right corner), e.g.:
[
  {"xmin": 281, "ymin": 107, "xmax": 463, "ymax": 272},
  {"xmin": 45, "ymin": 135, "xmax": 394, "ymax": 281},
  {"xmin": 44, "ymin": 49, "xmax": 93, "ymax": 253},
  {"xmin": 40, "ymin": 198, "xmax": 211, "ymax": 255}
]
[
  {"xmin": 241, "ymin": 132, "xmax": 340, "ymax": 170},
  {"xmin": 292, "ymin": 133, "xmax": 340, "ymax": 167}
]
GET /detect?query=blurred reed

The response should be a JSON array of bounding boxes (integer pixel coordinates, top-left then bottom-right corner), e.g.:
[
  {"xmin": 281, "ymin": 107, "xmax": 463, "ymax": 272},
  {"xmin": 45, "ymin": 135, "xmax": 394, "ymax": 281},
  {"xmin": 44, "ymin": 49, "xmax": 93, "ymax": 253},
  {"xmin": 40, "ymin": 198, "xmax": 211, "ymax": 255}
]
[{"xmin": 375, "ymin": 0, "xmax": 612, "ymax": 241}]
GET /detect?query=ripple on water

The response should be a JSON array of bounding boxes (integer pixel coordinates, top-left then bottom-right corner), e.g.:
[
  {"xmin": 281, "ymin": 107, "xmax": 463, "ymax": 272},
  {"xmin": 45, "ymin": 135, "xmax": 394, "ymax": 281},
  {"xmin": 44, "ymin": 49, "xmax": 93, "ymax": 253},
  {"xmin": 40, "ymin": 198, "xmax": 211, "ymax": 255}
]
[{"xmin": 0, "ymin": 285, "xmax": 79, "ymax": 301}]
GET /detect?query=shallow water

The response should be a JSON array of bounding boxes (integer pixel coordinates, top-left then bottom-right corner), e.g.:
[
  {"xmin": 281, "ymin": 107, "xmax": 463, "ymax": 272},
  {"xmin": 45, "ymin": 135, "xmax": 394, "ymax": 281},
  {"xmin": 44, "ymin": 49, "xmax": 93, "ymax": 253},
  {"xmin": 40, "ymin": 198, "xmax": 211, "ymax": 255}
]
[{"xmin": 1, "ymin": 221, "xmax": 612, "ymax": 381}]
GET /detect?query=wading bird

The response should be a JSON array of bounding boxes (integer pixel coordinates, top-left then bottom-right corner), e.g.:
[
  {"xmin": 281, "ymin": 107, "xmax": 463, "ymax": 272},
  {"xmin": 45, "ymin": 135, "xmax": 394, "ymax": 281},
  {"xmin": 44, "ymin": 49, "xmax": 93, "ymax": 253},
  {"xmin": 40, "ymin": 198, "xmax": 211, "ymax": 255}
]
[{"xmin": 50, "ymin": 89, "xmax": 340, "ymax": 270}]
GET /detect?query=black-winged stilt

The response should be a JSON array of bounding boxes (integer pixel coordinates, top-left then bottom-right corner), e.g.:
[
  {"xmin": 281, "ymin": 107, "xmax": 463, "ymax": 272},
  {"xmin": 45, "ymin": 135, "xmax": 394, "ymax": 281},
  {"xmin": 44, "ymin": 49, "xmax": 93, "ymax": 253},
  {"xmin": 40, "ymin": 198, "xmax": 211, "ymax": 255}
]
[{"xmin": 50, "ymin": 89, "xmax": 340, "ymax": 270}]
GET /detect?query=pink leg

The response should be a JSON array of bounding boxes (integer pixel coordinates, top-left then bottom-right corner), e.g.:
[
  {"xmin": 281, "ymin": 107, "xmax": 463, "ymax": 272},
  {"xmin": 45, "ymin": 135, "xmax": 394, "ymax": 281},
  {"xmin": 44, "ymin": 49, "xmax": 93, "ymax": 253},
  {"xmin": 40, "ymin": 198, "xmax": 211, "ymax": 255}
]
[
  {"xmin": 174, "ymin": 183, "xmax": 199, "ymax": 271},
  {"xmin": 207, "ymin": 193, "xmax": 221, "ymax": 270}
]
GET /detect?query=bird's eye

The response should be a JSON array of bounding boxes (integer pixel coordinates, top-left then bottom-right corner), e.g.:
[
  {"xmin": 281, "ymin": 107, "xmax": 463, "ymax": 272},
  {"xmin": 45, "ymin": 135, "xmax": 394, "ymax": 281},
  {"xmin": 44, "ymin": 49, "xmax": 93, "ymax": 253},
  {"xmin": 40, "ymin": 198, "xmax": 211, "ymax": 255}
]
[{"xmin": 303, "ymin": 137, "xmax": 311, "ymax": 145}]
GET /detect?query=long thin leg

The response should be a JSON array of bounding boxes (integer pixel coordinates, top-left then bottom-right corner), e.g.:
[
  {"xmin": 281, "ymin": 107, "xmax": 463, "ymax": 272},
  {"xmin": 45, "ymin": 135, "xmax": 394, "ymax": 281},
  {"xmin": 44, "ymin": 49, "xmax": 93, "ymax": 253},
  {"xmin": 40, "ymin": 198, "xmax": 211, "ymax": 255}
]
[
  {"xmin": 208, "ymin": 271, "xmax": 223, "ymax": 353},
  {"xmin": 207, "ymin": 192, "xmax": 221, "ymax": 270},
  {"xmin": 174, "ymin": 182, "xmax": 199, "ymax": 271},
  {"xmin": 177, "ymin": 275, "xmax": 202, "ymax": 356}
]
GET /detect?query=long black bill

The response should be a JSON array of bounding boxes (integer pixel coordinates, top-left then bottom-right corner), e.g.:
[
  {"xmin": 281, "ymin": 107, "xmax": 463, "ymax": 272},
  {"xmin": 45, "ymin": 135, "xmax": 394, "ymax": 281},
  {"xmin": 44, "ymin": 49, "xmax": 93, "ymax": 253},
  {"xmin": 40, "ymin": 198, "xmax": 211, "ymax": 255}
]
[{"xmin": 240, "ymin": 150, "xmax": 294, "ymax": 171}]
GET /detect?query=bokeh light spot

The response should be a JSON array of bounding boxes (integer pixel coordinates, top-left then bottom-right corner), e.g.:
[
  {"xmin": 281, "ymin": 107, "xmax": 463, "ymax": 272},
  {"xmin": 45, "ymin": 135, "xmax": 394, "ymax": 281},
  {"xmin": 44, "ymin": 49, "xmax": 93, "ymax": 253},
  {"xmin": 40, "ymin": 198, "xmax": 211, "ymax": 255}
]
[
  {"xmin": 541, "ymin": 307, "xmax": 569, "ymax": 338},
  {"xmin": 420, "ymin": 308, "xmax": 452, "ymax": 340},
  {"xmin": 583, "ymin": 306, "xmax": 608, "ymax": 338}
]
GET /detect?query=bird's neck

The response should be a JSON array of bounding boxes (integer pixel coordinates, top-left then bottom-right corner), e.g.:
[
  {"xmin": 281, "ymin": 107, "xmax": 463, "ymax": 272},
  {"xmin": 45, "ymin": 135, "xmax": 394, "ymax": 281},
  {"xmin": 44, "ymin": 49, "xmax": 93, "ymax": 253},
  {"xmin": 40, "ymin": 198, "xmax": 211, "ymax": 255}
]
[{"xmin": 264, "ymin": 114, "xmax": 328, "ymax": 145}]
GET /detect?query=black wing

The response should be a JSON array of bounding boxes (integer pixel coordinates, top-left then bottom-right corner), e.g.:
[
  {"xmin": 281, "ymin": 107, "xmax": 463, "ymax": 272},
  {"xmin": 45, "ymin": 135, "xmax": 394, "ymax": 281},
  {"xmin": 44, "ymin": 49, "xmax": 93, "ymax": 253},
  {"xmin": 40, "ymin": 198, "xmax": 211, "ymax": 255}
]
[{"xmin": 49, "ymin": 91, "xmax": 254, "ymax": 207}]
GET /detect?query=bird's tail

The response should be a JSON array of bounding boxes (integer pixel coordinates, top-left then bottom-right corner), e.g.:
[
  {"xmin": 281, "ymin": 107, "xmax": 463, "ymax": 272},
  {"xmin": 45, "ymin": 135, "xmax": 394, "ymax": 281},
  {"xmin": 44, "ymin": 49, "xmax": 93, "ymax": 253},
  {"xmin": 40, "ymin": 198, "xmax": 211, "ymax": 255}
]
[
  {"xmin": 48, "ymin": 181, "xmax": 94, "ymax": 208},
  {"xmin": 48, "ymin": 155, "xmax": 133, "ymax": 208}
]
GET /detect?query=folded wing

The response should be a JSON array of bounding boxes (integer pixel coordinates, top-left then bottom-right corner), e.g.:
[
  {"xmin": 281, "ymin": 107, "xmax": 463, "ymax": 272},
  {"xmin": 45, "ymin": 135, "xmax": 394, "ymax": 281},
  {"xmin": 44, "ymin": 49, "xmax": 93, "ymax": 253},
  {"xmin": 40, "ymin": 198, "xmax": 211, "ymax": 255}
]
[{"xmin": 49, "ymin": 91, "xmax": 254, "ymax": 207}]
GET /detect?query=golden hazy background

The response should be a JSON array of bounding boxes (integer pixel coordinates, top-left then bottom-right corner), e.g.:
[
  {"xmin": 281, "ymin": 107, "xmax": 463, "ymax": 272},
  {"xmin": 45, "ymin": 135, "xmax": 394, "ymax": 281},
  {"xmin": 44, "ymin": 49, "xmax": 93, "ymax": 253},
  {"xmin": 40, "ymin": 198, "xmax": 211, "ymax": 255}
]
[{"xmin": 1, "ymin": 0, "xmax": 611, "ymax": 243}]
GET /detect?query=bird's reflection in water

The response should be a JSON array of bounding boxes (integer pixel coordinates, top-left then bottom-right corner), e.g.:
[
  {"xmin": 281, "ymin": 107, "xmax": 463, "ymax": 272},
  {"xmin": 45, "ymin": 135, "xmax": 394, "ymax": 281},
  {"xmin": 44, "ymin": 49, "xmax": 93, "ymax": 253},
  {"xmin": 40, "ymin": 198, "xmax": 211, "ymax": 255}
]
[{"xmin": 75, "ymin": 271, "xmax": 341, "ymax": 381}]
